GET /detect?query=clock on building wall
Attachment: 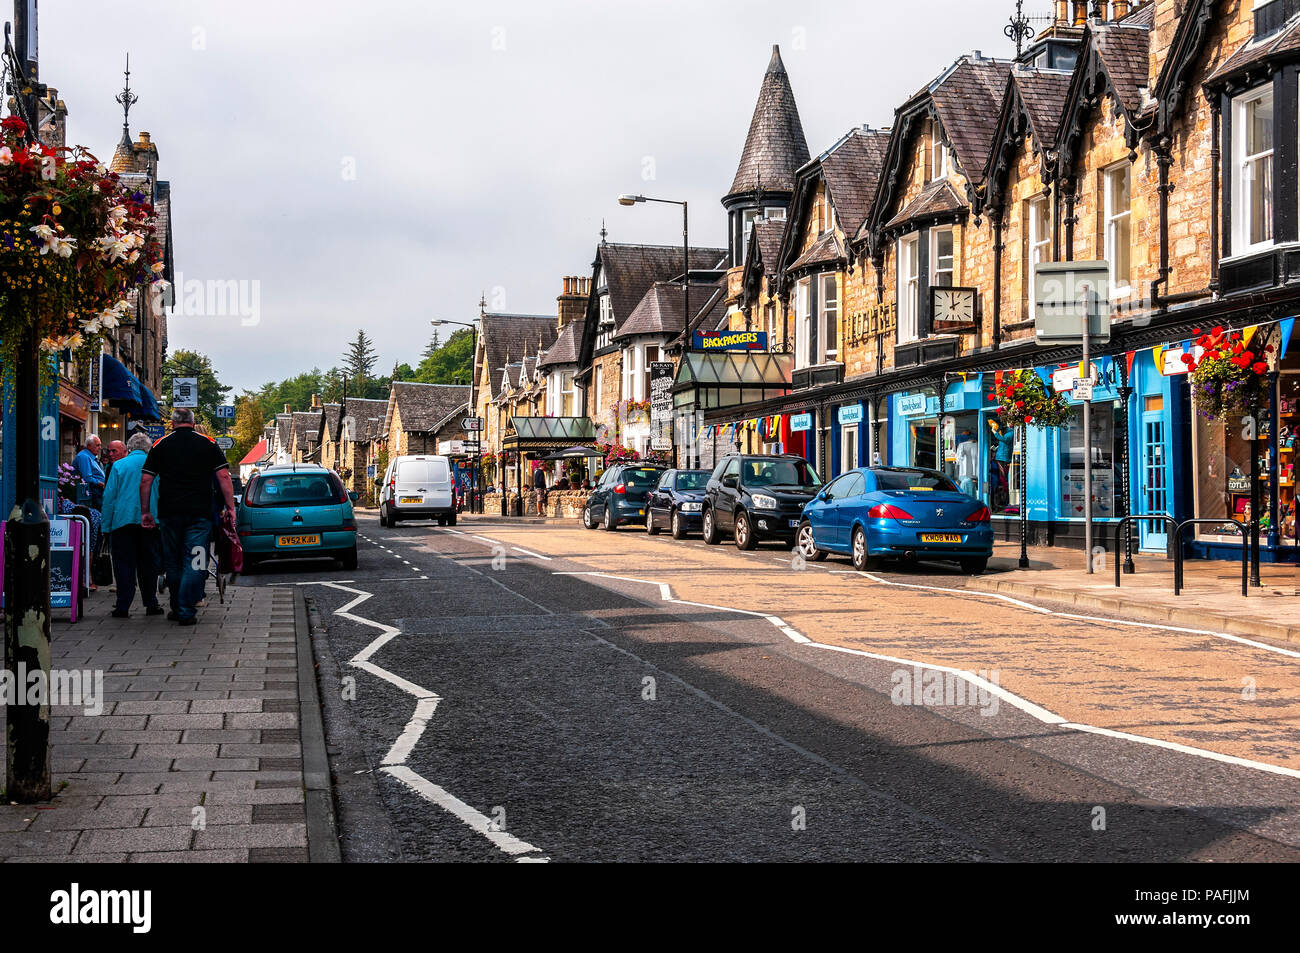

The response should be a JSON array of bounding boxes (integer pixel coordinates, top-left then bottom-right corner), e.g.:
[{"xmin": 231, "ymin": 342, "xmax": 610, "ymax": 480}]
[{"xmin": 930, "ymin": 286, "xmax": 977, "ymax": 333}]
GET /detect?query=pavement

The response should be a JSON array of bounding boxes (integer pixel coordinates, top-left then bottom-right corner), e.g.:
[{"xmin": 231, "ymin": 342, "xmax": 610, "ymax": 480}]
[
  {"xmin": 238, "ymin": 510, "xmax": 1300, "ymax": 862},
  {"xmin": 0, "ymin": 583, "xmax": 337, "ymax": 863},
  {"xmin": 973, "ymin": 541, "xmax": 1300, "ymax": 643}
]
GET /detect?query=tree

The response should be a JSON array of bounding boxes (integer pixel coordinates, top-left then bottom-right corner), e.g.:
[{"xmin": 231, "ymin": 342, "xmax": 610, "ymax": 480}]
[
  {"xmin": 421, "ymin": 331, "xmax": 440, "ymax": 361},
  {"xmin": 254, "ymin": 368, "xmax": 323, "ymax": 420},
  {"xmin": 343, "ymin": 330, "xmax": 378, "ymax": 389},
  {"xmin": 161, "ymin": 349, "xmax": 232, "ymax": 429},
  {"xmin": 413, "ymin": 327, "xmax": 474, "ymax": 385},
  {"xmin": 229, "ymin": 395, "xmax": 266, "ymax": 466}
]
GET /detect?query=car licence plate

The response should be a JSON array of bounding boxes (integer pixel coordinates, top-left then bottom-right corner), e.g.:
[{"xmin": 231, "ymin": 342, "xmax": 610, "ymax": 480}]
[
  {"xmin": 399, "ymin": 496, "xmax": 422, "ymax": 504},
  {"xmin": 921, "ymin": 533, "xmax": 962, "ymax": 543},
  {"xmin": 789, "ymin": 519, "xmax": 800, "ymax": 528},
  {"xmin": 277, "ymin": 534, "xmax": 320, "ymax": 547}
]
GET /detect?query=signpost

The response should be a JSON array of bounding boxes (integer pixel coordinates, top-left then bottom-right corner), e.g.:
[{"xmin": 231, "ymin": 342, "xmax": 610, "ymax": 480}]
[
  {"xmin": 216, "ymin": 436, "xmax": 234, "ymax": 451},
  {"xmin": 215, "ymin": 404, "xmax": 236, "ymax": 420},
  {"xmin": 173, "ymin": 377, "xmax": 199, "ymax": 409},
  {"xmin": 1036, "ymin": 261, "xmax": 1110, "ymax": 575},
  {"xmin": 462, "ymin": 416, "xmax": 483, "ymax": 432}
]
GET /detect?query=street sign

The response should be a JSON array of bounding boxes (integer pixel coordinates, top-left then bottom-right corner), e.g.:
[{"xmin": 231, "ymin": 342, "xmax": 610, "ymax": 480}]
[
  {"xmin": 1033, "ymin": 261, "xmax": 1111, "ymax": 343},
  {"xmin": 462, "ymin": 417, "xmax": 484, "ymax": 432},
  {"xmin": 215, "ymin": 404, "xmax": 236, "ymax": 419},
  {"xmin": 462, "ymin": 441, "xmax": 481, "ymax": 454},
  {"xmin": 172, "ymin": 377, "xmax": 199, "ymax": 408},
  {"xmin": 1071, "ymin": 380, "xmax": 1093, "ymax": 401},
  {"xmin": 216, "ymin": 436, "xmax": 234, "ymax": 450}
]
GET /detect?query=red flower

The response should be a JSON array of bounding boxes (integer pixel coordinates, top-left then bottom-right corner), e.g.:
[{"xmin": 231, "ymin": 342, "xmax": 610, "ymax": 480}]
[
  {"xmin": 1024, "ymin": 416, "xmax": 1034, "ymax": 423},
  {"xmin": 1015, "ymin": 400, "xmax": 1025, "ymax": 409},
  {"xmin": 1253, "ymin": 362, "xmax": 1268, "ymax": 374},
  {"xmin": 1, "ymin": 116, "xmax": 26, "ymax": 136},
  {"xmin": 1212, "ymin": 326, "xmax": 1223, "ymax": 336},
  {"xmin": 1179, "ymin": 353, "xmax": 1193, "ymax": 364}
]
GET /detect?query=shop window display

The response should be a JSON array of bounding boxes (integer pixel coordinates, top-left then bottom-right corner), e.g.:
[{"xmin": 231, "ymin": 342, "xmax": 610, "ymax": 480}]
[{"xmin": 1057, "ymin": 402, "xmax": 1120, "ymax": 520}]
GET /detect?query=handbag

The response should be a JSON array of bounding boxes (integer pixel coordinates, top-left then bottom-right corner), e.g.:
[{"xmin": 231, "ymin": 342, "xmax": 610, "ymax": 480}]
[{"xmin": 92, "ymin": 549, "xmax": 114, "ymax": 586}]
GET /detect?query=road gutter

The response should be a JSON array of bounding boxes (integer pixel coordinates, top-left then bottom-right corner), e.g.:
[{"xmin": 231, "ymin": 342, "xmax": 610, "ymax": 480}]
[{"xmin": 295, "ymin": 587, "xmax": 342, "ymax": 863}]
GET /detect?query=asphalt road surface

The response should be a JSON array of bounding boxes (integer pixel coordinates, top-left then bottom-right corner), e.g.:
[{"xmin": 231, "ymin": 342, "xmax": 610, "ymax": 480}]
[{"xmin": 241, "ymin": 511, "xmax": 1300, "ymax": 863}]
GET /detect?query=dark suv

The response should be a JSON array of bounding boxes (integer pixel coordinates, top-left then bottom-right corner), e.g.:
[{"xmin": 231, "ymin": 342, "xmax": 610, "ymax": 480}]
[
  {"xmin": 702, "ymin": 453, "xmax": 822, "ymax": 550},
  {"xmin": 582, "ymin": 463, "xmax": 665, "ymax": 531}
]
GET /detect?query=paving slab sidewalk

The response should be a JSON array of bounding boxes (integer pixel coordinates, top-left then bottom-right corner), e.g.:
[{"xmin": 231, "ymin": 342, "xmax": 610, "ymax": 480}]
[
  {"xmin": 973, "ymin": 541, "xmax": 1300, "ymax": 643},
  {"xmin": 0, "ymin": 584, "xmax": 338, "ymax": 862}
]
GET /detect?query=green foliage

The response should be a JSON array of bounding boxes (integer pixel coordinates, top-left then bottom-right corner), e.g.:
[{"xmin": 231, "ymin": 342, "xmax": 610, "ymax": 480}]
[
  {"xmin": 343, "ymin": 329, "xmax": 378, "ymax": 386},
  {"xmin": 413, "ymin": 327, "xmax": 474, "ymax": 385},
  {"xmin": 252, "ymin": 368, "xmax": 323, "ymax": 421},
  {"xmin": 229, "ymin": 396, "xmax": 266, "ymax": 466}
]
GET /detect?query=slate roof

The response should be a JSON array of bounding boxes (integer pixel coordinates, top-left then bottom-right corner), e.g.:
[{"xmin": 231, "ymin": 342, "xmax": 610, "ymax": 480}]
[
  {"xmin": 751, "ymin": 219, "xmax": 786, "ymax": 278},
  {"xmin": 1207, "ymin": 11, "xmax": 1300, "ymax": 85},
  {"xmin": 339, "ymin": 397, "xmax": 389, "ymax": 443},
  {"xmin": 290, "ymin": 412, "xmax": 319, "ymax": 447},
  {"xmin": 318, "ymin": 403, "xmax": 341, "ymax": 445},
  {"xmin": 885, "ymin": 179, "xmax": 967, "ymax": 231},
  {"xmin": 1012, "ymin": 68, "xmax": 1073, "ymax": 148},
  {"xmin": 616, "ymin": 281, "xmax": 729, "ymax": 340},
  {"xmin": 789, "ymin": 231, "xmax": 843, "ymax": 270},
  {"xmin": 930, "ymin": 57, "xmax": 1013, "ymax": 184},
  {"xmin": 819, "ymin": 127, "xmax": 892, "ymax": 239},
  {"xmin": 1092, "ymin": 13, "xmax": 1152, "ymax": 116},
  {"xmin": 479, "ymin": 312, "xmax": 557, "ymax": 398},
  {"xmin": 275, "ymin": 414, "xmax": 292, "ymax": 448},
  {"xmin": 726, "ymin": 45, "xmax": 811, "ymax": 201},
  {"xmin": 390, "ymin": 382, "xmax": 472, "ymax": 433},
  {"xmin": 538, "ymin": 320, "xmax": 584, "ymax": 370},
  {"xmin": 597, "ymin": 242, "xmax": 728, "ymax": 331}
]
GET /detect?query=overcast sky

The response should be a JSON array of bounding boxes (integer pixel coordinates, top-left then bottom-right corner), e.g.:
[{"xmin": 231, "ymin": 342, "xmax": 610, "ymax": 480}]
[{"xmin": 41, "ymin": 0, "xmax": 1025, "ymax": 394}]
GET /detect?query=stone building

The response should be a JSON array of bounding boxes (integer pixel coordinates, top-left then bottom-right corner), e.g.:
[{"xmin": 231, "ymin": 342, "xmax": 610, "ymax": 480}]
[
  {"xmin": 383, "ymin": 382, "xmax": 471, "ymax": 458},
  {"xmin": 471, "ymin": 310, "xmax": 557, "ymax": 465}
]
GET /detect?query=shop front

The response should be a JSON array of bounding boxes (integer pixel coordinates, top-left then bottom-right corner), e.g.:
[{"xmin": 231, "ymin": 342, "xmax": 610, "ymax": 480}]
[{"xmin": 675, "ymin": 350, "xmax": 794, "ymax": 471}]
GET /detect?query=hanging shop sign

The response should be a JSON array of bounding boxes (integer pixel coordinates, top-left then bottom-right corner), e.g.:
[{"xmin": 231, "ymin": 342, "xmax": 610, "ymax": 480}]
[
  {"xmin": 88, "ymin": 348, "xmax": 103, "ymax": 412},
  {"xmin": 897, "ymin": 393, "xmax": 929, "ymax": 417},
  {"xmin": 693, "ymin": 330, "xmax": 767, "ymax": 351},
  {"xmin": 649, "ymin": 362, "xmax": 675, "ymax": 451},
  {"xmin": 837, "ymin": 404, "xmax": 864, "ymax": 426},
  {"xmin": 172, "ymin": 377, "xmax": 199, "ymax": 408},
  {"xmin": 790, "ymin": 412, "xmax": 813, "ymax": 432}
]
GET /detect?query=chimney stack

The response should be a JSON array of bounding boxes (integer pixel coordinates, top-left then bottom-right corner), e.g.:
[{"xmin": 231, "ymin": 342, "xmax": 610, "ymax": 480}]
[
  {"xmin": 311, "ymin": 393, "xmax": 321, "ymax": 409},
  {"xmin": 1112, "ymin": 0, "xmax": 1130, "ymax": 17},
  {"xmin": 284, "ymin": 403, "xmax": 291, "ymax": 414},
  {"xmin": 556, "ymin": 275, "xmax": 590, "ymax": 329}
]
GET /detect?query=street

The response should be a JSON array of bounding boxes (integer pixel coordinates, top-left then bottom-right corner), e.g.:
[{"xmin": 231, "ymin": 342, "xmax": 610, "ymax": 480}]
[{"xmin": 242, "ymin": 514, "xmax": 1300, "ymax": 863}]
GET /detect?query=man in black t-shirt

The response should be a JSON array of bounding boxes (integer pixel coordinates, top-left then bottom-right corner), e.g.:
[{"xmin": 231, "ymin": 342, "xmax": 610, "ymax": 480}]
[{"xmin": 140, "ymin": 408, "xmax": 236, "ymax": 626}]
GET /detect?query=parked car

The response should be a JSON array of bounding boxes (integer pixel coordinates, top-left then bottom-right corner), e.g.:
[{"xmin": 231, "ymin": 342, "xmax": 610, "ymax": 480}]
[
  {"xmin": 796, "ymin": 466, "xmax": 993, "ymax": 573},
  {"xmin": 378, "ymin": 454, "xmax": 456, "ymax": 527},
  {"xmin": 237, "ymin": 463, "xmax": 359, "ymax": 571},
  {"xmin": 702, "ymin": 453, "xmax": 822, "ymax": 550},
  {"xmin": 645, "ymin": 468, "xmax": 710, "ymax": 539},
  {"xmin": 581, "ymin": 463, "xmax": 665, "ymax": 531}
]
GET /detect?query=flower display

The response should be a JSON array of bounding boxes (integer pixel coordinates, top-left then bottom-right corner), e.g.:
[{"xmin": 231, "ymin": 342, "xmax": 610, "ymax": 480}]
[
  {"xmin": 1181, "ymin": 326, "xmax": 1273, "ymax": 420},
  {"xmin": 989, "ymin": 369, "xmax": 1072, "ymax": 429},
  {"xmin": 0, "ymin": 116, "xmax": 163, "ymax": 379}
]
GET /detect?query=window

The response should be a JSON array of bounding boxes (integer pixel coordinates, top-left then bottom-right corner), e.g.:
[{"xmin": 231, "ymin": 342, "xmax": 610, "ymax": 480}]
[
  {"xmin": 1058, "ymin": 403, "xmax": 1122, "ymax": 519},
  {"xmin": 622, "ymin": 345, "xmax": 641, "ymax": 401},
  {"xmin": 764, "ymin": 302, "xmax": 777, "ymax": 348},
  {"xmin": 795, "ymin": 277, "xmax": 812, "ymax": 368},
  {"xmin": 871, "ymin": 468, "xmax": 959, "ymax": 493},
  {"xmin": 597, "ymin": 293, "xmax": 614, "ymax": 348},
  {"xmin": 841, "ymin": 423, "xmax": 859, "ymax": 472},
  {"xmin": 931, "ymin": 121, "xmax": 950, "ymax": 181},
  {"xmin": 897, "ymin": 235, "xmax": 920, "ymax": 342},
  {"xmin": 819, "ymin": 273, "xmax": 838, "ymax": 361},
  {"xmin": 930, "ymin": 228, "xmax": 954, "ymax": 288},
  {"xmin": 560, "ymin": 370, "xmax": 575, "ymax": 417},
  {"xmin": 1104, "ymin": 164, "xmax": 1132, "ymax": 294},
  {"xmin": 741, "ymin": 457, "xmax": 820, "ymax": 487},
  {"xmin": 1028, "ymin": 195, "xmax": 1051, "ymax": 319},
  {"xmin": 593, "ymin": 365, "xmax": 603, "ymax": 416},
  {"xmin": 675, "ymin": 470, "xmax": 710, "ymax": 490},
  {"xmin": 643, "ymin": 345, "xmax": 659, "ymax": 399},
  {"xmin": 1235, "ymin": 88, "xmax": 1274, "ymax": 251}
]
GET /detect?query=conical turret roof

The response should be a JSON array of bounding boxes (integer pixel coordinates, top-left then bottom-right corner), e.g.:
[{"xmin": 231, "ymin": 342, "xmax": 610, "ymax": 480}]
[{"xmin": 725, "ymin": 45, "xmax": 810, "ymax": 203}]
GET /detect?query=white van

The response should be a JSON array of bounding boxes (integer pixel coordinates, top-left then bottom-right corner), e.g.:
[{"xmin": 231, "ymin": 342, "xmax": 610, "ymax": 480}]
[{"xmin": 378, "ymin": 455, "xmax": 456, "ymax": 527}]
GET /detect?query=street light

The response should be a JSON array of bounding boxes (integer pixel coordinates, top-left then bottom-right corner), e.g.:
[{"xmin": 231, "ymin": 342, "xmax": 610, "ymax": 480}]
[
  {"xmin": 616, "ymin": 194, "xmax": 690, "ymax": 347},
  {"xmin": 431, "ymin": 317, "xmax": 481, "ymax": 513}
]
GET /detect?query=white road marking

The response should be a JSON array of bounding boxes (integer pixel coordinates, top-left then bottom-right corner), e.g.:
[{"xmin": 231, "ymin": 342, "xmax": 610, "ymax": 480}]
[
  {"xmin": 511, "ymin": 546, "xmax": 552, "ymax": 561},
  {"xmin": 1061, "ymin": 722, "xmax": 1300, "ymax": 781}
]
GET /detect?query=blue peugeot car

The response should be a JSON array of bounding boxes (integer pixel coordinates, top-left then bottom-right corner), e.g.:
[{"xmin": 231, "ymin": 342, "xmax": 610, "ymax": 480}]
[{"xmin": 795, "ymin": 466, "xmax": 993, "ymax": 574}]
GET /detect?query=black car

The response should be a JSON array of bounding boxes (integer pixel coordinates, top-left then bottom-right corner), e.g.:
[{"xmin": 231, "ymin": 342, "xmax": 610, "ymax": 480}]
[
  {"xmin": 645, "ymin": 469, "xmax": 710, "ymax": 539},
  {"xmin": 702, "ymin": 453, "xmax": 822, "ymax": 550},
  {"xmin": 581, "ymin": 463, "xmax": 665, "ymax": 531}
]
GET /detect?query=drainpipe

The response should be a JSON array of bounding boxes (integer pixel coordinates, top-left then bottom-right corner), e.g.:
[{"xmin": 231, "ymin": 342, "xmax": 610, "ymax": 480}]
[
  {"xmin": 1063, "ymin": 177, "xmax": 1076, "ymax": 262},
  {"xmin": 1151, "ymin": 136, "xmax": 1173, "ymax": 309},
  {"xmin": 991, "ymin": 208, "xmax": 1003, "ymax": 351},
  {"xmin": 1050, "ymin": 180, "xmax": 1060, "ymax": 261},
  {"xmin": 1210, "ymin": 98, "xmax": 1222, "ymax": 295}
]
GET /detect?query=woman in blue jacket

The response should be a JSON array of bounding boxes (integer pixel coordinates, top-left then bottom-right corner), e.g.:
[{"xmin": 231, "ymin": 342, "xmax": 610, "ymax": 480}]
[{"xmin": 101, "ymin": 432, "xmax": 164, "ymax": 618}]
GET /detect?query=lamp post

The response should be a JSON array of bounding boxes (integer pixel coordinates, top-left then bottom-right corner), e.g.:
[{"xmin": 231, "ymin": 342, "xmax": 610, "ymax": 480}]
[{"xmin": 432, "ymin": 318, "xmax": 480, "ymax": 513}]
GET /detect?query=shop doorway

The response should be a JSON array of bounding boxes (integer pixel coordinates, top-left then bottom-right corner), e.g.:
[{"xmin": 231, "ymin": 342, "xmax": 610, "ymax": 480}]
[
  {"xmin": 1139, "ymin": 396, "xmax": 1170, "ymax": 550},
  {"xmin": 910, "ymin": 420, "xmax": 938, "ymax": 470},
  {"xmin": 841, "ymin": 423, "xmax": 859, "ymax": 473}
]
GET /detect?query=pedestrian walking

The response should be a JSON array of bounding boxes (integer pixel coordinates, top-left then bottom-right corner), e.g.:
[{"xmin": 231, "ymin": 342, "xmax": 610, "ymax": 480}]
[
  {"xmin": 139, "ymin": 408, "xmax": 236, "ymax": 626},
  {"xmin": 533, "ymin": 465, "xmax": 548, "ymax": 516},
  {"xmin": 101, "ymin": 432, "xmax": 164, "ymax": 618},
  {"xmin": 75, "ymin": 434, "xmax": 106, "ymax": 509}
]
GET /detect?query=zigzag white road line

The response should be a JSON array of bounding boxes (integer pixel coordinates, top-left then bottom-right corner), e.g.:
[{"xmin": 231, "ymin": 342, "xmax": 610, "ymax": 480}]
[{"xmin": 305, "ymin": 581, "xmax": 549, "ymax": 861}]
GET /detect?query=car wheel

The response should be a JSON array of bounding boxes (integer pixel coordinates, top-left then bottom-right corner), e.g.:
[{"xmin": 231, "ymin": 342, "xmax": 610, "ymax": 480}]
[
  {"xmin": 437, "ymin": 516, "xmax": 447, "ymax": 527},
  {"xmin": 734, "ymin": 510, "xmax": 757, "ymax": 551},
  {"xmin": 960, "ymin": 556, "xmax": 988, "ymax": 575},
  {"xmin": 671, "ymin": 510, "xmax": 688, "ymax": 540},
  {"xmin": 447, "ymin": 511, "xmax": 456, "ymax": 527},
  {"xmin": 795, "ymin": 521, "xmax": 827, "ymax": 561},
  {"xmin": 851, "ymin": 526, "xmax": 881, "ymax": 572},
  {"xmin": 582, "ymin": 506, "xmax": 595, "ymax": 530},
  {"xmin": 646, "ymin": 508, "xmax": 660, "ymax": 535},
  {"xmin": 340, "ymin": 546, "xmax": 358, "ymax": 571},
  {"xmin": 702, "ymin": 507, "xmax": 719, "ymax": 545},
  {"xmin": 379, "ymin": 505, "xmax": 388, "ymax": 528},
  {"xmin": 603, "ymin": 505, "xmax": 617, "ymax": 531}
]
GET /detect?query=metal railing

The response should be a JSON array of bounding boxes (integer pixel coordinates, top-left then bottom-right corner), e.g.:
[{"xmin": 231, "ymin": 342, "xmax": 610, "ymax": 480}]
[{"xmin": 1112, "ymin": 514, "xmax": 1249, "ymax": 597}]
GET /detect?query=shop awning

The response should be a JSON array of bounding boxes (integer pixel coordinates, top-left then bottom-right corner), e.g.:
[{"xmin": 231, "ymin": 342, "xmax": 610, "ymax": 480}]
[
  {"xmin": 537, "ymin": 445, "xmax": 605, "ymax": 461},
  {"xmin": 102, "ymin": 355, "xmax": 163, "ymax": 421},
  {"xmin": 502, "ymin": 416, "xmax": 597, "ymax": 452},
  {"xmin": 673, "ymin": 351, "xmax": 794, "ymax": 410}
]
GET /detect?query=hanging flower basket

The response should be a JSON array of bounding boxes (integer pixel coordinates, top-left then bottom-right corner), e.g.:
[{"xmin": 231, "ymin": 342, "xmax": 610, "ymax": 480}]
[
  {"xmin": 1183, "ymin": 326, "xmax": 1273, "ymax": 420},
  {"xmin": 988, "ymin": 369, "xmax": 1072, "ymax": 429},
  {"xmin": 596, "ymin": 441, "xmax": 641, "ymax": 465},
  {"xmin": 0, "ymin": 117, "xmax": 164, "ymax": 383}
]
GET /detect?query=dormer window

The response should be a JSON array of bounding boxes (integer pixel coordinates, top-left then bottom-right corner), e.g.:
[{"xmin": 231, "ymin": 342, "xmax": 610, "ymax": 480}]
[{"xmin": 596, "ymin": 293, "xmax": 614, "ymax": 349}]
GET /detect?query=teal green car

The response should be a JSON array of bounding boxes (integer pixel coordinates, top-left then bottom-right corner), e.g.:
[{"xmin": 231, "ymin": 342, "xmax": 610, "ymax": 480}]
[{"xmin": 237, "ymin": 464, "xmax": 359, "ymax": 571}]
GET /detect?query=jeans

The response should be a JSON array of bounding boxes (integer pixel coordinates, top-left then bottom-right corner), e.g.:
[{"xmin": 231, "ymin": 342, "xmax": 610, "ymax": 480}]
[
  {"xmin": 111, "ymin": 525, "xmax": 161, "ymax": 613},
  {"xmin": 160, "ymin": 517, "xmax": 212, "ymax": 621}
]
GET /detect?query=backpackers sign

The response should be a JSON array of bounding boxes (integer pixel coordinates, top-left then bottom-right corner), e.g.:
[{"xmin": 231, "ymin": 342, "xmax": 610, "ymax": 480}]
[{"xmin": 693, "ymin": 330, "xmax": 767, "ymax": 351}]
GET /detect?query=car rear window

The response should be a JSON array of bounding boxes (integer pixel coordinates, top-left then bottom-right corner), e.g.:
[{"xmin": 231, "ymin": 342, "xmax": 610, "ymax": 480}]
[
  {"xmin": 624, "ymin": 468, "xmax": 661, "ymax": 487},
  {"xmin": 742, "ymin": 458, "xmax": 821, "ymax": 487},
  {"xmin": 675, "ymin": 471, "xmax": 709, "ymax": 490},
  {"xmin": 246, "ymin": 473, "xmax": 339, "ymax": 507},
  {"xmin": 872, "ymin": 469, "xmax": 959, "ymax": 492},
  {"xmin": 396, "ymin": 459, "xmax": 449, "ymax": 484}
]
